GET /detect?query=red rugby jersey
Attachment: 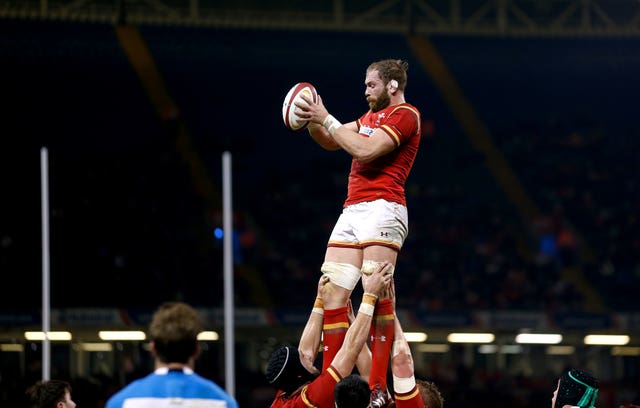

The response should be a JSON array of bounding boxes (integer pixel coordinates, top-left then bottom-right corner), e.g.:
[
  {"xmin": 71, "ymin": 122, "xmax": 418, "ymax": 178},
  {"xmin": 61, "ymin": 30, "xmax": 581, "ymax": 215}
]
[{"xmin": 345, "ymin": 103, "xmax": 421, "ymax": 207}]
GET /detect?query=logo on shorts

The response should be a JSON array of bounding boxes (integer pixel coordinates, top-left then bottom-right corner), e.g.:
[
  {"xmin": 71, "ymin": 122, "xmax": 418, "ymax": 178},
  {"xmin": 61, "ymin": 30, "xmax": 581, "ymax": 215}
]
[{"xmin": 380, "ymin": 232, "xmax": 389, "ymax": 238}]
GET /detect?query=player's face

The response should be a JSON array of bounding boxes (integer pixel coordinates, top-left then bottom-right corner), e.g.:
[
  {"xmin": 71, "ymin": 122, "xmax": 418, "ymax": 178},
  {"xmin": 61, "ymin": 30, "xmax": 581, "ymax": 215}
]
[
  {"xmin": 365, "ymin": 70, "xmax": 391, "ymax": 112},
  {"xmin": 62, "ymin": 390, "xmax": 77, "ymax": 408}
]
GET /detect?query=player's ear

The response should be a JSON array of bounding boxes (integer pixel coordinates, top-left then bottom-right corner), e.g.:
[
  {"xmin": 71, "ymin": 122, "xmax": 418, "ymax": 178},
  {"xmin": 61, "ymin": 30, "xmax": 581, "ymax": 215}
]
[
  {"xmin": 194, "ymin": 342, "xmax": 201, "ymax": 358},
  {"xmin": 389, "ymin": 79, "xmax": 398, "ymax": 91},
  {"xmin": 149, "ymin": 340, "xmax": 158, "ymax": 357}
]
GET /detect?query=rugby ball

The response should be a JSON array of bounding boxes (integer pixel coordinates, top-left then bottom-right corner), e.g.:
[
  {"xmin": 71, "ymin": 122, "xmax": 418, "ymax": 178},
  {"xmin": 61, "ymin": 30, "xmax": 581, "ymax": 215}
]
[{"xmin": 282, "ymin": 82, "xmax": 318, "ymax": 131}]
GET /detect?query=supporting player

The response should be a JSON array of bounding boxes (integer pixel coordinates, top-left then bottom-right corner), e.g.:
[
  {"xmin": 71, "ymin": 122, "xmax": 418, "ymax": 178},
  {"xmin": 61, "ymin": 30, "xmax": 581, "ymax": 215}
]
[
  {"xmin": 551, "ymin": 369, "xmax": 599, "ymax": 408},
  {"xmin": 391, "ymin": 308, "xmax": 444, "ymax": 408},
  {"xmin": 267, "ymin": 262, "xmax": 393, "ymax": 407}
]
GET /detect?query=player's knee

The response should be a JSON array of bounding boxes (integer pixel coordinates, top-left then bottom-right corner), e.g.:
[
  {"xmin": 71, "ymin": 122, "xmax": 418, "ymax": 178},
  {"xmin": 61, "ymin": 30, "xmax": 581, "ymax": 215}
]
[
  {"xmin": 320, "ymin": 262, "xmax": 361, "ymax": 291},
  {"xmin": 361, "ymin": 259, "xmax": 395, "ymax": 276}
]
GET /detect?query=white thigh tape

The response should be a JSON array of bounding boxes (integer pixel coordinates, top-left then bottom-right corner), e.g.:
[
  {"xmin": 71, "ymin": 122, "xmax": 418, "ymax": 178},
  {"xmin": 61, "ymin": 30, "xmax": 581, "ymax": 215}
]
[
  {"xmin": 361, "ymin": 260, "xmax": 395, "ymax": 276},
  {"xmin": 321, "ymin": 262, "xmax": 362, "ymax": 290},
  {"xmin": 393, "ymin": 375, "xmax": 416, "ymax": 394}
]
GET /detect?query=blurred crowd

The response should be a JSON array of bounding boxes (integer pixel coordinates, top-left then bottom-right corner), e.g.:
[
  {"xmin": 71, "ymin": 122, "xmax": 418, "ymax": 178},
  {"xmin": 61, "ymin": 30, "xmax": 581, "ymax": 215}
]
[{"xmin": 1, "ymin": 19, "xmax": 639, "ymax": 408}]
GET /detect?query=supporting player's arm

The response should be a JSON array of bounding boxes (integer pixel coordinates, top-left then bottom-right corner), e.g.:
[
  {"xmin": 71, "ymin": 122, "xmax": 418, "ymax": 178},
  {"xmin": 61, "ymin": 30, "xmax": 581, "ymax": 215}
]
[
  {"xmin": 391, "ymin": 314, "xmax": 415, "ymax": 379},
  {"xmin": 330, "ymin": 262, "xmax": 392, "ymax": 378},
  {"xmin": 390, "ymin": 273, "xmax": 415, "ymax": 381},
  {"xmin": 298, "ymin": 275, "xmax": 330, "ymax": 375},
  {"xmin": 346, "ymin": 297, "xmax": 372, "ymax": 382}
]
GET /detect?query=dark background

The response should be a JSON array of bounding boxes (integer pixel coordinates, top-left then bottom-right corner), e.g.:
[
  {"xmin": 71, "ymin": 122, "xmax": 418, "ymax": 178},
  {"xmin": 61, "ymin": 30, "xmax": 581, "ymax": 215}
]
[{"xmin": 1, "ymin": 3, "xmax": 639, "ymax": 406}]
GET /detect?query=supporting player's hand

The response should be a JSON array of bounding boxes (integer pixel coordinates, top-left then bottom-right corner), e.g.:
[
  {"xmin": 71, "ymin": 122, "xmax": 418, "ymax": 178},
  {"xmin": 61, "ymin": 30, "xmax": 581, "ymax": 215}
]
[
  {"xmin": 317, "ymin": 275, "xmax": 330, "ymax": 301},
  {"xmin": 389, "ymin": 277, "xmax": 396, "ymax": 308},
  {"xmin": 378, "ymin": 275, "xmax": 396, "ymax": 302},
  {"xmin": 361, "ymin": 261, "xmax": 393, "ymax": 298},
  {"xmin": 346, "ymin": 298, "xmax": 355, "ymax": 325}
]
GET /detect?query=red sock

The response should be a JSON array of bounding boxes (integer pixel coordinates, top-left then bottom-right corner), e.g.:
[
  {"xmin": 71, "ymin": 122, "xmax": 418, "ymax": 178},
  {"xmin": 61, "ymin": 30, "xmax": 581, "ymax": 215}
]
[
  {"xmin": 322, "ymin": 306, "xmax": 348, "ymax": 372},
  {"xmin": 369, "ymin": 299, "xmax": 394, "ymax": 391}
]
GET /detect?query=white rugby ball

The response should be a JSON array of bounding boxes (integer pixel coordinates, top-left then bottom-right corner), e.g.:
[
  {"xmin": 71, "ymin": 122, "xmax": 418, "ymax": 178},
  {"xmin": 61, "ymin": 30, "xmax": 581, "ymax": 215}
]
[{"xmin": 282, "ymin": 82, "xmax": 318, "ymax": 131}]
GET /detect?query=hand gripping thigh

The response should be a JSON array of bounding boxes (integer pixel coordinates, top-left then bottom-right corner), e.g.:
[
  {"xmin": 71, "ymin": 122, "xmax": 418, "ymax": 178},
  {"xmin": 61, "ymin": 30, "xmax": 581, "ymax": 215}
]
[{"xmin": 361, "ymin": 259, "xmax": 395, "ymax": 276}]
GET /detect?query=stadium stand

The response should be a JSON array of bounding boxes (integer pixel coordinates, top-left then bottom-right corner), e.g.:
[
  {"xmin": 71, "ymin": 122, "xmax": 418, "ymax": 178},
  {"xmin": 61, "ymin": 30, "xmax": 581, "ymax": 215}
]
[{"xmin": 1, "ymin": 18, "xmax": 639, "ymax": 408}]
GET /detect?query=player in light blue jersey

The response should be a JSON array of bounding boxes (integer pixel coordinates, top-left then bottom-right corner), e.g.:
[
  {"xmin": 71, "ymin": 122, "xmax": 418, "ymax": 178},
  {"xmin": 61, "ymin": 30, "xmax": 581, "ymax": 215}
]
[{"xmin": 105, "ymin": 301, "xmax": 238, "ymax": 408}]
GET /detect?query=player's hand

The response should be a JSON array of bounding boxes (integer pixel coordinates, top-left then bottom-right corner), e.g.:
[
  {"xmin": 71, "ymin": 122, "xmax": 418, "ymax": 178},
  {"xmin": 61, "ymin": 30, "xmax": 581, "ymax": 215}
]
[
  {"xmin": 389, "ymin": 277, "xmax": 396, "ymax": 308},
  {"xmin": 296, "ymin": 94, "xmax": 330, "ymax": 125},
  {"xmin": 346, "ymin": 299, "xmax": 355, "ymax": 324},
  {"xmin": 317, "ymin": 275, "xmax": 330, "ymax": 300},
  {"xmin": 378, "ymin": 275, "xmax": 395, "ymax": 301},
  {"xmin": 361, "ymin": 261, "xmax": 392, "ymax": 297}
]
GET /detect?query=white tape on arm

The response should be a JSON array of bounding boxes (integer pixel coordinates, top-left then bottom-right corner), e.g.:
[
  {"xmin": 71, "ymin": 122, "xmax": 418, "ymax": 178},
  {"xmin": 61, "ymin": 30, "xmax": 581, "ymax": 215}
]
[
  {"xmin": 312, "ymin": 297, "xmax": 324, "ymax": 315},
  {"xmin": 393, "ymin": 375, "xmax": 416, "ymax": 394},
  {"xmin": 322, "ymin": 114, "xmax": 342, "ymax": 135}
]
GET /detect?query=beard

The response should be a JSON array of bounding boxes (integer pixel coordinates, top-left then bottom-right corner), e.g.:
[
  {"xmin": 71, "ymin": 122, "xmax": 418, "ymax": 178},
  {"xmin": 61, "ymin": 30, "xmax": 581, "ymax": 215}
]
[{"xmin": 368, "ymin": 91, "xmax": 391, "ymax": 112}]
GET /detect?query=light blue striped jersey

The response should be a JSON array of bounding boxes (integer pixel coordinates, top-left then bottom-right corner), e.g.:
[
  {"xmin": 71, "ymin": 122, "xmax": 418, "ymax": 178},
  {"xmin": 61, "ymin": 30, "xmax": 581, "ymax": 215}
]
[{"xmin": 105, "ymin": 367, "xmax": 239, "ymax": 408}]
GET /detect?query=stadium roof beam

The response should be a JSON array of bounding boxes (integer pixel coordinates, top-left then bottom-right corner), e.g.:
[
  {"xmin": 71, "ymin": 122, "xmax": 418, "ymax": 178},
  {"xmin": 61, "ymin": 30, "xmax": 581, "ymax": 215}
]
[{"xmin": 1, "ymin": 0, "xmax": 640, "ymax": 36}]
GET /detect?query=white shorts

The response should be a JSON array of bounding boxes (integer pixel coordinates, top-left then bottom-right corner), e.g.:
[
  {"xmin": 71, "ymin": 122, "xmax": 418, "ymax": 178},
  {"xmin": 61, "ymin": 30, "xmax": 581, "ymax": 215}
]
[{"xmin": 328, "ymin": 199, "xmax": 408, "ymax": 251}]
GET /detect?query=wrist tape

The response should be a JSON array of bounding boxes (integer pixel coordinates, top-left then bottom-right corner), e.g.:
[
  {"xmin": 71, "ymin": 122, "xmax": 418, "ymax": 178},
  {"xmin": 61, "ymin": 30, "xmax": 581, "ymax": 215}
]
[
  {"xmin": 393, "ymin": 375, "xmax": 416, "ymax": 394},
  {"xmin": 322, "ymin": 114, "xmax": 342, "ymax": 135},
  {"xmin": 312, "ymin": 297, "xmax": 324, "ymax": 315},
  {"xmin": 359, "ymin": 293, "xmax": 378, "ymax": 316}
]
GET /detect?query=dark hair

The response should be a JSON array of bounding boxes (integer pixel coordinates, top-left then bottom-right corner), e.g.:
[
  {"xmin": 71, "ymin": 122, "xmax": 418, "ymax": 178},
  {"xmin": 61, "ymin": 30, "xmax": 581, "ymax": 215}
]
[
  {"xmin": 367, "ymin": 59, "xmax": 409, "ymax": 91},
  {"xmin": 266, "ymin": 345, "xmax": 316, "ymax": 394},
  {"xmin": 417, "ymin": 379, "xmax": 444, "ymax": 408},
  {"xmin": 150, "ymin": 301, "xmax": 202, "ymax": 364},
  {"xmin": 26, "ymin": 380, "xmax": 71, "ymax": 408},
  {"xmin": 334, "ymin": 374, "xmax": 370, "ymax": 408},
  {"xmin": 554, "ymin": 369, "xmax": 599, "ymax": 408}
]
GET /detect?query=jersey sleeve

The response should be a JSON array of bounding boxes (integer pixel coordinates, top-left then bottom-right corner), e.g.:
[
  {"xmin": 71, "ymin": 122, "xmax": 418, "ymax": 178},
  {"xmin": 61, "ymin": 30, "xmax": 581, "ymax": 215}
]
[{"xmin": 381, "ymin": 105, "xmax": 421, "ymax": 146}]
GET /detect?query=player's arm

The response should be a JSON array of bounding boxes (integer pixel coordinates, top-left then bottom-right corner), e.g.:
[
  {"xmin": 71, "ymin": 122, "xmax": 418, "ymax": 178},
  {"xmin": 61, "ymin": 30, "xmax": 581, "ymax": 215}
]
[
  {"xmin": 298, "ymin": 275, "xmax": 330, "ymax": 375},
  {"xmin": 390, "ymin": 277, "xmax": 420, "ymax": 396},
  {"xmin": 330, "ymin": 262, "xmax": 392, "ymax": 378},
  {"xmin": 390, "ymin": 272, "xmax": 414, "ymax": 379},
  {"xmin": 298, "ymin": 95, "xmax": 393, "ymax": 162},
  {"xmin": 307, "ymin": 119, "xmax": 358, "ymax": 151},
  {"xmin": 331, "ymin": 126, "xmax": 395, "ymax": 163},
  {"xmin": 391, "ymin": 313, "xmax": 415, "ymax": 379},
  {"xmin": 346, "ymin": 297, "xmax": 372, "ymax": 382},
  {"xmin": 307, "ymin": 123, "xmax": 340, "ymax": 151}
]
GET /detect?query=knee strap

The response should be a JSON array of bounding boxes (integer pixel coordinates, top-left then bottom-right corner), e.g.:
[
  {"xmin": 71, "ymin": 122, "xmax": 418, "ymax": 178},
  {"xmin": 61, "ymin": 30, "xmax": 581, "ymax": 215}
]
[{"xmin": 320, "ymin": 262, "xmax": 361, "ymax": 291}]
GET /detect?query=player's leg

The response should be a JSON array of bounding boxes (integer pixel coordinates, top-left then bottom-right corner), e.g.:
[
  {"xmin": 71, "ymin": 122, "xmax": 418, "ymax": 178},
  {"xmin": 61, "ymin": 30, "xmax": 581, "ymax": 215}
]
[
  {"xmin": 322, "ymin": 205, "xmax": 365, "ymax": 310},
  {"xmin": 321, "ymin": 246, "xmax": 362, "ymax": 308},
  {"xmin": 363, "ymin": 246, "xmax": 397, "ymax": 403},
  {"xmin": 320, "ymin": 204, "xmax": 365, "ymax": 371},
  {"xmin": 355, "ymin": 200, "xmax": 407, "ymax": 404},
  {"xmin": 320, "ymin": 246, "xmax": 362, "ymax": 371}
]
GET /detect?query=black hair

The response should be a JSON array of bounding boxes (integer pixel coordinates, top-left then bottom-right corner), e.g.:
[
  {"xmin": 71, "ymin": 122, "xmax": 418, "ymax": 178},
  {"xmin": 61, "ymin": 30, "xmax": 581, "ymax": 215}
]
[
  {"xmin": 334, "ymin": 374, "xmax": 370, "ymax": 408},
  {"xmin": 266, "ymin": 345, "xmax": 316, "ymax": 394}
]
